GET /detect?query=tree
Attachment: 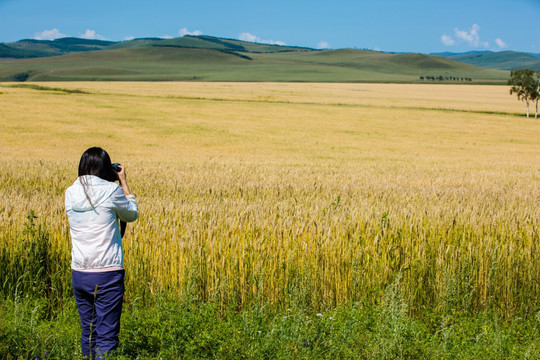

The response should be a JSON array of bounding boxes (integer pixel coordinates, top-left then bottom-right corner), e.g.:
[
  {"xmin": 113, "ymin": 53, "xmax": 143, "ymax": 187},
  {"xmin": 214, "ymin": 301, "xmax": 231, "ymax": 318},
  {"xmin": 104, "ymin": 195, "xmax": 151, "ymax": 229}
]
[
  {"xmin": 534, "ymin": 72, "xmax": 540, "ymax": 118},
  {"xmin": 508, "ymin": 69, "xmax": 538, "ymax": 118}
]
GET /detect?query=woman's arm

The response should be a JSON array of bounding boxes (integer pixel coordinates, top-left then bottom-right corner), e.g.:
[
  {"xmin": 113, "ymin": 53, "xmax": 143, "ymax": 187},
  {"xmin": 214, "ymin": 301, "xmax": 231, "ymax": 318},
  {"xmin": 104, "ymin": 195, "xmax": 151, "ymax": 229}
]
[
  {"xmin": 113, "ymin": 165, "xmax": 138, "ymax": 222},
  {"xmin": 116, "ymin": 165, "xmax": 131, "ymax": 196}
]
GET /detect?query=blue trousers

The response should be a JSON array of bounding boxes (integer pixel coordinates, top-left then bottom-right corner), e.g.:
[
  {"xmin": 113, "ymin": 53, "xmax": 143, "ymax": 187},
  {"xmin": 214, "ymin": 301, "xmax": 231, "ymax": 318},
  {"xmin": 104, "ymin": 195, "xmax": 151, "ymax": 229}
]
[{"xmin": 72, "ymin": 270, "xmax": 125, "ymax": 359}]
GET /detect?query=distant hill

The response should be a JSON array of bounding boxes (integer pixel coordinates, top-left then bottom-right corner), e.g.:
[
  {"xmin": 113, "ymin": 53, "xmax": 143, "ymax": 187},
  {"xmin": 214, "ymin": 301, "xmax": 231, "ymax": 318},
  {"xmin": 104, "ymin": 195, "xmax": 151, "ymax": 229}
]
[
  {"xmin": 433, "ymin": 51, "xmax": 540, "ymax": 71},
  {"xmin": 0, "ymin": 35, "xmax": 313, "ymax": 58},
  {"xmin": 431, "ymin": 51, "xmax": 491, "ymax": 58},
  {"xmin": 0, "ymin": 37, "xmax": 116, "ymax": 58},
  {"xmin": 0, "ymin": 35, "xmax": 509, "ymax": 83}
]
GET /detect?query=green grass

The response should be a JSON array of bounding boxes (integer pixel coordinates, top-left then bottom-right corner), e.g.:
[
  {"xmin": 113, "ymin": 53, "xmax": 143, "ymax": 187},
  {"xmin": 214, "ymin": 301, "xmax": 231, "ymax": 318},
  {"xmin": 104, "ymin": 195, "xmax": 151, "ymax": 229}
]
[{"xmin": 2, "ymin": 282, "xmax": 538, "ymax": 359}]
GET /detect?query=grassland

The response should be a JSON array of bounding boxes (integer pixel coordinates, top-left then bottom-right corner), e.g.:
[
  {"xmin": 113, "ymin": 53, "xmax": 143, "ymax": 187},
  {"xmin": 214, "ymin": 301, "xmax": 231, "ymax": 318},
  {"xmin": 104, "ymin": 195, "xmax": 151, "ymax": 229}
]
[
  {"xmin": 0, "ymin": 82, "xmax": 538, "ymax": 358},
  {"xmin": 0, "ymin": 37, "xmax": 509, "ymax": 82}
]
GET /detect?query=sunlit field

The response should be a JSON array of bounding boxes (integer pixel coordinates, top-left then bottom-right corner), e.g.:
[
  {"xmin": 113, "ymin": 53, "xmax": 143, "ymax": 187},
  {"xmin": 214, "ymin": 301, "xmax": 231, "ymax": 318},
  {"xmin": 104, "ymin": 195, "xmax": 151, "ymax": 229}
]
[{"xmin": 0, "ymin": 81, "xmax": 538, "ymax": 316}]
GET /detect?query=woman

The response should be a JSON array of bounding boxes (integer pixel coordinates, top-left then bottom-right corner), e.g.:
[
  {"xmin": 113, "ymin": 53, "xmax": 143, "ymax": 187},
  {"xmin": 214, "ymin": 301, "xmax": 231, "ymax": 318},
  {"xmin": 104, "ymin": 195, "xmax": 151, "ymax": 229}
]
[{"xmin": 65, "ymin": 147, "xmax": 138, "ymax": 358}]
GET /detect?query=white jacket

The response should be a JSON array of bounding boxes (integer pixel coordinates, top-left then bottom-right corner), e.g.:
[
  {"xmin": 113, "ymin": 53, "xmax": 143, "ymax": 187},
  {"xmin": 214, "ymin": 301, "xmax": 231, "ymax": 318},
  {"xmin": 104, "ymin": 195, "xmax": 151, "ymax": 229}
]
[{"xmin": 65, "ymin": 175, "xmax": 138, "ymax": 270}]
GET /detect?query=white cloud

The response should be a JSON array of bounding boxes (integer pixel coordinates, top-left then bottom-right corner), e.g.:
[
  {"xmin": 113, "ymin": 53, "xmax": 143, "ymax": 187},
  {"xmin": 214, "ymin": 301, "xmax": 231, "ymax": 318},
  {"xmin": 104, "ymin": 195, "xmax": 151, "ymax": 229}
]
[
  {"xmin": 179, "ymin": 27, "xmax": 202, "ymax": 36},
  {"xmin": 33, "ymin": 28, "xmax": 68, "ymax": 40},
  {"xmin": 317, "ymin": 41, "xmax": 330, "ymax": 49},
  {"xmin": 239, "ymin": 32, "xmax": 257, "ymax": 42},
  {"xmin": 79, "ymin": 29, "xmax": 108, "ymax": 40},
  {"xmin": 441, "ymin": 24, "xmax": 492, "ymax": 48},
  {"xmin": 453, "ymin": 24, "xmax": 489, "ymax": 48},
  {"xmin": 454, "ymin": 28, "xmax": 474, "ymax": 44},
  {"xmin": 441, "ymin": 34, "xmax": 455, "ymax": 46},
  {"xmin": 238, "ymin": 32, "xmax": 286, "ymax": 46},
  {"xmin": 495, "ymin": 38, "xmax": 507, "ymax": 49},
  {"xmin": 124, "ymin": 36, "xmax": 135, "ymax": 41}
]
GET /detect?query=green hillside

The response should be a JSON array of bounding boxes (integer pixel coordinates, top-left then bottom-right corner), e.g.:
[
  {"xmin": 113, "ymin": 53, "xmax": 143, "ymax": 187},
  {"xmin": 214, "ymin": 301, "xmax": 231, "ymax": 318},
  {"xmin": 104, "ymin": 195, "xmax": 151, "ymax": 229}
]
[
  {"xmin": 0, "ymin": 38, "xmax": 116, "ymax": 58},
  {"xmin": 446, "ymin": 51, "xmax": 540, "ymax": 71},
  {"xmin": 0, "ymin": 36, "xmax": 509, "ymax": 83},
  {"xmin": 0, "ymin": 35, "xmax": 313, "ymax": 58}
]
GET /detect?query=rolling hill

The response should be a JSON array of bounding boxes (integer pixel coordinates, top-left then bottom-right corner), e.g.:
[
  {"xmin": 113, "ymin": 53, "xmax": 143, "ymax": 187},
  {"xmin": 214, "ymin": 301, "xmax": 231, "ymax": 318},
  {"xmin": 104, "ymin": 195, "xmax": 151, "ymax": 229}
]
[
  {"xmin": 433, "ymin": 51, "xmax": 540, "ymax": 71},
  {"xmin": 0, "ymin": 37, "xmax": 116, "ymax": 58},
  {"xmin": 0, "ymin": 35, "xmax": 313, "ymax": 58},
  {"xmin": 0, "ymin": 35, "xmax": 510, "ymax": 83}
]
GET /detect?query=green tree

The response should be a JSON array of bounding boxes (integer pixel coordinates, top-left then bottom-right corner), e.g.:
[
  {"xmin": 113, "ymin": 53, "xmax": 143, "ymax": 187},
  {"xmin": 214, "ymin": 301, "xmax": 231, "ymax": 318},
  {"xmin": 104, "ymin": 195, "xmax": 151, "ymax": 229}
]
[{"xmin": 508, "ymin": 69, "xmax": 538, "ymax": 118}]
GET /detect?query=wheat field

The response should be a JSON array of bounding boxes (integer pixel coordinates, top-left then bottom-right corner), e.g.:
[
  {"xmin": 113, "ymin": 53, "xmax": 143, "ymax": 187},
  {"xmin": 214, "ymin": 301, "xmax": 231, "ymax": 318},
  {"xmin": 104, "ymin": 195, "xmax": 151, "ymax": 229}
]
[{"xmin": 0, "ymin": 82, "xmax": 538, "ymax": 316}]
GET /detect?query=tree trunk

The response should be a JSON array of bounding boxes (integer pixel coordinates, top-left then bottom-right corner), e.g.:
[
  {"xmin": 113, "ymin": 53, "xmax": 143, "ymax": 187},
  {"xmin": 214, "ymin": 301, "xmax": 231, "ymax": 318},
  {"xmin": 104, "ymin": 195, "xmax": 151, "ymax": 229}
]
[
  {"xmin": 537, "ymin": 80, "xmax": 540, "ymax": 119},
  {"xmin": 537, "ymin": 81, "xmax": 540, "ymax": 119},
  {"xmin": 526, "ymin": 100, "xmax": 529, "ymax": 117}
]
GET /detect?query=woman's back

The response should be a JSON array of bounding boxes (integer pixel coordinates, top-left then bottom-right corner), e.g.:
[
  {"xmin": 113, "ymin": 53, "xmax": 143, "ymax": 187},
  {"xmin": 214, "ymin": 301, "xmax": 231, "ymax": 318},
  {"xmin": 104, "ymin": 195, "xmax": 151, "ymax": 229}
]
[{"xmin": 66, "ymin": 174, "xmax": 138, "ymax": 270}]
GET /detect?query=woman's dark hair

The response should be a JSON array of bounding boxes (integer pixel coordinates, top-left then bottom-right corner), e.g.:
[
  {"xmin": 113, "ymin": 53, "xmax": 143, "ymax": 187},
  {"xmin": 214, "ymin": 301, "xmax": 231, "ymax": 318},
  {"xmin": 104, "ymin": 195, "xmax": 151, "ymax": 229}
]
[{"xmin": 78, "ymin": 147, "xmax": 117, "ymax": 182}]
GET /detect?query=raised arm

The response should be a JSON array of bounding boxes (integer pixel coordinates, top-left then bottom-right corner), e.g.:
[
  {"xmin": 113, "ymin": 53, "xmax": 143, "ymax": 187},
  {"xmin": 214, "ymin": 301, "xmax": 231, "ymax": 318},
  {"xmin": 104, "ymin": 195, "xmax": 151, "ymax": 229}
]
[{"xmin": 113, "ymin": 165, "xmax": 138, "ymax": 222}]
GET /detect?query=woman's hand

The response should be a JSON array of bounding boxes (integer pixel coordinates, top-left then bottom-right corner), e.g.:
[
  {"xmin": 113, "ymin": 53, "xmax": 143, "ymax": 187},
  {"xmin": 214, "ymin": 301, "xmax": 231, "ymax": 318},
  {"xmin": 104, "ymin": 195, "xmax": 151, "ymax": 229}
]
[{"xmin": 116, "ymin": 165, "xmax": 131, "ymax": 196}]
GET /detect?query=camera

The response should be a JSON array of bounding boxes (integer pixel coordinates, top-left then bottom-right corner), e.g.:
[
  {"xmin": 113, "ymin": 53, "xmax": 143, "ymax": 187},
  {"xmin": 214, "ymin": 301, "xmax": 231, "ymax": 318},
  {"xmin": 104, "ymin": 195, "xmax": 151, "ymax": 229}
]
[{"xmin": 112, "ymin": 163, "xmax": 122, "ymax": 172}]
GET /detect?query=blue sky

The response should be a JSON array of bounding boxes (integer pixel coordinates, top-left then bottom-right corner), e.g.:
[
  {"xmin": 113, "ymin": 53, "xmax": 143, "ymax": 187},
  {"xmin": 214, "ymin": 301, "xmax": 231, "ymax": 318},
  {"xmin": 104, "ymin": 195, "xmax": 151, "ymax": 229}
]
[{"xmin": 0, "ymin": 0, "xmax": 538, "ymax": 53}]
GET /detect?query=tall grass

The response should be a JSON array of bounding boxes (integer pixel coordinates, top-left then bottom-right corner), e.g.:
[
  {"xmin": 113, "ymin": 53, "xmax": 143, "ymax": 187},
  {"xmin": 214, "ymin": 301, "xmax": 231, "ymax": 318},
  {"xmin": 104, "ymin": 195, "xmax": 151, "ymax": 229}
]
[{"xmin": 1, "ymin": 160, "xmax": 538, "ymax": 317}]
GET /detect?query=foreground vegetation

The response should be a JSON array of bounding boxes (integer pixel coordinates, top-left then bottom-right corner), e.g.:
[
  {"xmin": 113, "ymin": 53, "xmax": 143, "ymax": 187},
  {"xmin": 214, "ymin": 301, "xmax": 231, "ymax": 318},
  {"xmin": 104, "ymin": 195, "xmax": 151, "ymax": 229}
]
[
  {"xmin": 2, "ymin": 270, "xmax": 539, "ymax": 359},
  {"xmin": 0, "ymin": 82, "xmax": 538, "ymax": 358}
]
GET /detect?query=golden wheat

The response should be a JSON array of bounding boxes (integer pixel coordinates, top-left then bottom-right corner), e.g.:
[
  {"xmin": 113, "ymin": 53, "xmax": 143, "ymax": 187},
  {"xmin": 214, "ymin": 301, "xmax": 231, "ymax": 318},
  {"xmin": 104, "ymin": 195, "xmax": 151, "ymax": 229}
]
[{"xmin": 0, "ymin": 82, "xmax": 538, "ymax": 315}]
